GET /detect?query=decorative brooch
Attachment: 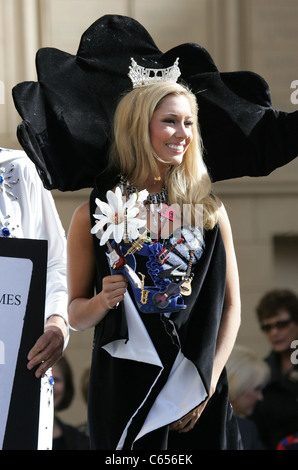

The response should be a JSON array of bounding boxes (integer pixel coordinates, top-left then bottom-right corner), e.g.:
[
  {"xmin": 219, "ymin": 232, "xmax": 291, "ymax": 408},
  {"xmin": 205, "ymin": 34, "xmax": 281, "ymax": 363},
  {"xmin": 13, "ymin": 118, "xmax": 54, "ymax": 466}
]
[
  {"xmin": 0, "ymin": 163, "xmax": 20, "ymax": 237},
  {"xmin": 0, "ymin": 164, "xmax": 19, "ymax": 200},
  {"xmin": 91, "ymin": 187, "xmax": 203, "ymax": 315}
]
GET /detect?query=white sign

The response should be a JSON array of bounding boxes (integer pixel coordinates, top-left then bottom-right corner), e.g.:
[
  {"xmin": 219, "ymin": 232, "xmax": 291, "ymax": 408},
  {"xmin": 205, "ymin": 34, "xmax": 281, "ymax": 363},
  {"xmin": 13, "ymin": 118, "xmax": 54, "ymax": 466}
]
[{"xmin": 0, "ymin": 256, "xmax": 33, "ymax": 448}]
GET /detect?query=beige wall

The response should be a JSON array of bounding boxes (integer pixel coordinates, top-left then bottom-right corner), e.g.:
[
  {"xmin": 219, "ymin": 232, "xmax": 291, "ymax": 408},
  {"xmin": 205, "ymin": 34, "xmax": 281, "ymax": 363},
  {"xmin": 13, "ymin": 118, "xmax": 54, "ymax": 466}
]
[{"xmin": 1, "ymin": 0, "xmax": 297, "ymax": 426}]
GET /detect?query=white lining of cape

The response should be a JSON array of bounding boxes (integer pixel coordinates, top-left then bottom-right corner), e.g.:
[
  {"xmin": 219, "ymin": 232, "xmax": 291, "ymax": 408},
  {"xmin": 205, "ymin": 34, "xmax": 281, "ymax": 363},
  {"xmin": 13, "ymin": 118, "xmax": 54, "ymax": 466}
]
[{"xmin": 102, "ymin": 292, "xmax": 207, "ymax": 450}]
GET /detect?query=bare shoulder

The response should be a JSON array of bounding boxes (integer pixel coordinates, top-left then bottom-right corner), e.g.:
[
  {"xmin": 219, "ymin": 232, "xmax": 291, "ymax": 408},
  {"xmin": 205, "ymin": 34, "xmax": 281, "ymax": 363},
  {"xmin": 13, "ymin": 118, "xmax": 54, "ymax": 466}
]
[
  {"xmin": 71, "ymin": 201, "xmax": 91, "ymax": 224},
  {"xmin": 74, "ymin": 200, "xmax": 90, "ymax": 217},
  {"xmin": 68, "ymin": 201, "xmax": 92, "ymax": 240},
  {"xmin": 215, "ymin": 197, "xmax": 232, "ymax": 239}
]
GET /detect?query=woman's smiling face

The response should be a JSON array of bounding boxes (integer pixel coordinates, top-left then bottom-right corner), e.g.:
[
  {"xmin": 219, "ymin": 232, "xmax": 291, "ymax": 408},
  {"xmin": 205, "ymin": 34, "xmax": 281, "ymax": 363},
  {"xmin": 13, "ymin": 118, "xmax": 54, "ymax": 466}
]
[{"xmin": 149, "ymin": 93, "xmax": 194, "ymax": 172}]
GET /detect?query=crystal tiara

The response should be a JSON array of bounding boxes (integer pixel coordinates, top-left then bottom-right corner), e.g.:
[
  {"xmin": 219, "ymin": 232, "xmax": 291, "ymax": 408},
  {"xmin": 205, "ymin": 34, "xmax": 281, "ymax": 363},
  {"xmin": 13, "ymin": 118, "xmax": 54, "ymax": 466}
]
[{"xmin": 128, "ymin": 57, "xmax": 181, "ymax": 88}]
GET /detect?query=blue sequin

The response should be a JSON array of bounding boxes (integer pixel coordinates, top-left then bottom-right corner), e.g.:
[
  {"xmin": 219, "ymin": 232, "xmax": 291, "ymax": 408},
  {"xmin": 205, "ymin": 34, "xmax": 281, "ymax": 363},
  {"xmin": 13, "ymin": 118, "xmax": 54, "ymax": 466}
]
[
  {"xmin": 49, "ymin": 376, "xmax": 55, "ymax": 386},
  {"xmin": 1, "ymin": 227, "xmax": 10, "ymax": 237}
]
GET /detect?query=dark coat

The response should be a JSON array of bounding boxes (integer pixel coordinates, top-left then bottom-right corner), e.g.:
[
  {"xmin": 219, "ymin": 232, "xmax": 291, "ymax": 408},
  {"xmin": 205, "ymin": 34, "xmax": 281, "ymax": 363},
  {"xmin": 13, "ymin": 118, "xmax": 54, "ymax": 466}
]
[{"xmin": 252, "ymin": 351, "xmax": 298, "ymax": 449}]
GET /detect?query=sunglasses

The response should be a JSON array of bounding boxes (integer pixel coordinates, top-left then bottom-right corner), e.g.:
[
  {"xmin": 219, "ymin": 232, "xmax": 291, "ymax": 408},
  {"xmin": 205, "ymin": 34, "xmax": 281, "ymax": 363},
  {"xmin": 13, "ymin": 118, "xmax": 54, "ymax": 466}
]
[{"xmin": 261, "ymin": 319, "xmax": 293, "ymax": 333}]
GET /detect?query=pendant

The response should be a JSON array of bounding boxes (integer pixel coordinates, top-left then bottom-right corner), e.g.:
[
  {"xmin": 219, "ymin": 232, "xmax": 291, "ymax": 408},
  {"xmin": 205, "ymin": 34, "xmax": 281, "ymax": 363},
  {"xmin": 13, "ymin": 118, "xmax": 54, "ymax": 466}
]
[
  {"xmin": 106, "ymin": 241, "xmax": 127, "ymax": 270},
  {"xmin": 152, "ymin": 282, "xmax": 181, "ymax": 309},
  {"xmin": 180, "ymin": 276, "xmax": 193, "ymax": 296},
  {"xmin": 157, "ymin": 238, "xmax": 184, "ymax": 265},
  {"xmin": 138, "ymin": 272, "xmax": 149, "ymax": 305},
  {"xmin": 160, "ymin": 204, "xmax": 176, "ymax": 221},
  {"xmin": 180, "ymin": 250, "xmax": 194, "ymax": 296}
]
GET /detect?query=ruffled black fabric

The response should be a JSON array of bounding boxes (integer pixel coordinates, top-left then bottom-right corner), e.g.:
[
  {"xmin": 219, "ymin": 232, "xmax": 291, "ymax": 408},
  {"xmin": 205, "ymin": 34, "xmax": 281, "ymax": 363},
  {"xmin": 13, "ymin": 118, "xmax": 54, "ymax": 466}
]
[{"xmin": 12, "ymin": 14, "xmax": 298, "ymax": 191}]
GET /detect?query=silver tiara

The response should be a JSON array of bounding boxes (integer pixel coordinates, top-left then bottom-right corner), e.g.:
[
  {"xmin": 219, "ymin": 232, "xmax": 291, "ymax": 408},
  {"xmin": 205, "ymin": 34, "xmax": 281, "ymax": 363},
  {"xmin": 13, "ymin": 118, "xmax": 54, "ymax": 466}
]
[{"xmin": 128, "ymin": 57, "xmax": 181, "ymax": 88}]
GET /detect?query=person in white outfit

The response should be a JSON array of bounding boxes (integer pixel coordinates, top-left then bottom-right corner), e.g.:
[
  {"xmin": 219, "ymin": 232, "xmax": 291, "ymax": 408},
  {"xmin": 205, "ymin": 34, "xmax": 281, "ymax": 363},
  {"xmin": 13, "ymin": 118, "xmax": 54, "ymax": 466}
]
[{"xmin": 0, "ymin": 147, "xmax": 69, "ymax": 449}]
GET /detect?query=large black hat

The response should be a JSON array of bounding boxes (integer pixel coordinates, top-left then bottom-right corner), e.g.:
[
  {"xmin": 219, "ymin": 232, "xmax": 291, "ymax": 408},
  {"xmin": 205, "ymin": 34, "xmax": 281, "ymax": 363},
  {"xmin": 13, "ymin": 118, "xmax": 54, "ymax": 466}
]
[{"xmin": 12, "ymin": 14, "xmax": 298, "ymax": 191}]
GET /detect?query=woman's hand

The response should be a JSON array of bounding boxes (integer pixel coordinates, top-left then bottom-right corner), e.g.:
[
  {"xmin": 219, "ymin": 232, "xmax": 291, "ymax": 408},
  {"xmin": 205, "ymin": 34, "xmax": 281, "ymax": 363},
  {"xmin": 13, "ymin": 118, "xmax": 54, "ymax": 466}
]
[
  {"xmin": 67, "ymin": 202, "xmax": 128, "ymax": 330},
  {"xmin": 101, "ymin": 274, "xmax": 128, "ymax": 310},
  {"xmin": 169, "ymin": 397, "xmax": 211, "ymax": 433}
]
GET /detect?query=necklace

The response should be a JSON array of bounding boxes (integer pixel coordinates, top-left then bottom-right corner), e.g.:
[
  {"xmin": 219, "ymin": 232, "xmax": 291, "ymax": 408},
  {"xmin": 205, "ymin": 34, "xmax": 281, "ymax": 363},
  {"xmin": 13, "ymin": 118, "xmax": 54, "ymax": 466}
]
[
  {"xmin": 119, "ymin": 175, "xmax": 168, "ymax": 204},
  {"xmin": 119, "ymin": 174, "xmax": 175, "ymax": 232}
]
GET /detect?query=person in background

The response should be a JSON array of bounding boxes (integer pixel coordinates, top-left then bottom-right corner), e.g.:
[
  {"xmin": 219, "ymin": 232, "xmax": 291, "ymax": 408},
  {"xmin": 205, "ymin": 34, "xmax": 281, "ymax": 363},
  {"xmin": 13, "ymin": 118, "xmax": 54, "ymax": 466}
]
[
  {"xmin": 52, "ymin": 356, "xmax": 89, "ymax": 450},
  {"xmin": 252, "ymin": 289, "xmax": 298, "ymax": 449},
  {"xmin": 0, "ymin": 147, "xmax": 69, "ymax": 370},
  {"xmin": 0, "ymin": 147, "xmax": 69, "ymax": 448},
  {"xmin": 226, "ymin": 345, "xmax": 270, "ymax": 449}
]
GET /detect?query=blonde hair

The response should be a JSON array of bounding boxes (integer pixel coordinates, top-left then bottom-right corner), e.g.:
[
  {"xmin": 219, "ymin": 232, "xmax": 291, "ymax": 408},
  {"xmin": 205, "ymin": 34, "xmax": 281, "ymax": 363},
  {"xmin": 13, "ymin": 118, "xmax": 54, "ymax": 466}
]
[
  {"xmin": 109, "ymin": 81, "xmax": 219, "ymax": 229},
  {"xmin": 226, "ymin": 345, "xmax": 270, "ymax": 402}
]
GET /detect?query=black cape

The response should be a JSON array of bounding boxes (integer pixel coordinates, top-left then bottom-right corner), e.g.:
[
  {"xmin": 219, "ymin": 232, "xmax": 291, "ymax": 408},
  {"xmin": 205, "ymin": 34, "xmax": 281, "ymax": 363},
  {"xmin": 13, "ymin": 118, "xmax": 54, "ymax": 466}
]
[{"xmin": 12, "ymin": 14, "xmax": 298, "ymax": 191}]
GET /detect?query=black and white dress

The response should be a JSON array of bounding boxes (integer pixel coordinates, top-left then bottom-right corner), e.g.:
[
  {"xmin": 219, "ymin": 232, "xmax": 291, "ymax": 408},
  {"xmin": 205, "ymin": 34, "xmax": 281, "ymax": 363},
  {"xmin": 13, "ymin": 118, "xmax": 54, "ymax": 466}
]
[{"xmin": 88, "ymin": 188, "xmax": 241, "ymax": 450}]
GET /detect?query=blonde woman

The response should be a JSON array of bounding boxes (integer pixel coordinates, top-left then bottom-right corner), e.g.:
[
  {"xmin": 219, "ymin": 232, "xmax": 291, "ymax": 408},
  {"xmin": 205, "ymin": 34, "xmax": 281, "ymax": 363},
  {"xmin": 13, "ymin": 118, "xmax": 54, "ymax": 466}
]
[
  {"xmin": 67, "ymin": 77, "xmax": 241, "ymax": 450},
  {"xmin": 226, "ymin": 345, "xmax": 270, "ymax": 449},
  {"xmin": 227, "ymin": 345, "xmax": 270, "ymax": 416}
]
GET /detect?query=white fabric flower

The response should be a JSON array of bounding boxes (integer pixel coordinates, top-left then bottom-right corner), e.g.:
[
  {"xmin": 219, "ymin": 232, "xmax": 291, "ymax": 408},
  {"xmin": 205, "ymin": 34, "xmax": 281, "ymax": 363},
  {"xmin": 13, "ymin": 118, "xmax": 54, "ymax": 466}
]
[
  {"xmin": 91, "ymin": 186, "xmax": 146, "ymax": 245},
  {"xmin": 137, "ymin": 189, "xmax": 149, "ymax": 203}
]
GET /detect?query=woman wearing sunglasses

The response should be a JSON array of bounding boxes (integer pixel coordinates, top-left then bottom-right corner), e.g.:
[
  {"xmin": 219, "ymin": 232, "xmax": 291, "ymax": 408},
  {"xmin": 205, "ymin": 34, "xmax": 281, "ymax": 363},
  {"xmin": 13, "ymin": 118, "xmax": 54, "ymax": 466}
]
[{"xmin": 252, "ymin": 289, "xmax": 298, "ymax": 449}]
